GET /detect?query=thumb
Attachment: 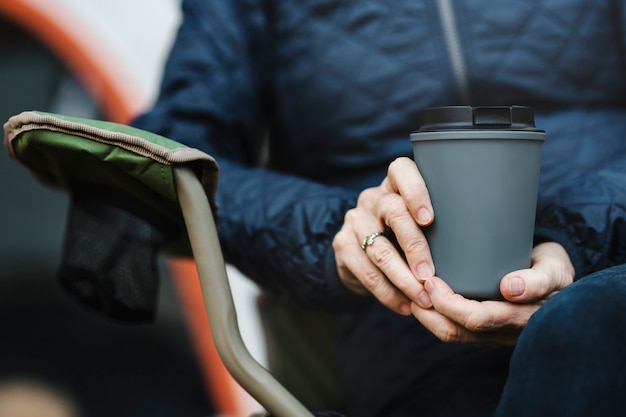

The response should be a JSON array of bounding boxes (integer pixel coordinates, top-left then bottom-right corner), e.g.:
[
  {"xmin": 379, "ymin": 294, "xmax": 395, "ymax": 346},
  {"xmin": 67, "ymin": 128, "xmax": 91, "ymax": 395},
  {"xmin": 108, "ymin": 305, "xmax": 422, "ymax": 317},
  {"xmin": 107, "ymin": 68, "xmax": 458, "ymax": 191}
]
[
  {"xmin": 500, "ymin": 269, "xmax": 548, "ymax": 302},
  {"xmin": 500, "ymin": 242, "xmax": 575, "ymax": 303}
]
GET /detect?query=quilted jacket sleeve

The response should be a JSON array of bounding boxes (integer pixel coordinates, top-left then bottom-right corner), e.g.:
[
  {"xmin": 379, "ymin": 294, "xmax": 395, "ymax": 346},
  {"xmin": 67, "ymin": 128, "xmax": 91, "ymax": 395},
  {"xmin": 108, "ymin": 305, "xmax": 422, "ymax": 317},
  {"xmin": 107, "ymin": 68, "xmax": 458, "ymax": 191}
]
[
  {"xmin": 530, "ymin": 3, "xmax": 626, "ymax": 280},
  {"xmin": 132, "ymin": 0, "xmax": 362, "ymax": 310},
  {"xmin": 534, "ymin": 109, "xmax": 626, "ymax": 279}
]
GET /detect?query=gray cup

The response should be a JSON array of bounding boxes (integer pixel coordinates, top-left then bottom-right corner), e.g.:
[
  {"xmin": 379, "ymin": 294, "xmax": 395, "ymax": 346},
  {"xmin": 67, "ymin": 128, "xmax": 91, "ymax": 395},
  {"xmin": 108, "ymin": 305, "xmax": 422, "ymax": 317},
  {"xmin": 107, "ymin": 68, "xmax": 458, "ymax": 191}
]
[{"xmin": 410, "ymin": 106, "xmax": 544, "ymax": 299}]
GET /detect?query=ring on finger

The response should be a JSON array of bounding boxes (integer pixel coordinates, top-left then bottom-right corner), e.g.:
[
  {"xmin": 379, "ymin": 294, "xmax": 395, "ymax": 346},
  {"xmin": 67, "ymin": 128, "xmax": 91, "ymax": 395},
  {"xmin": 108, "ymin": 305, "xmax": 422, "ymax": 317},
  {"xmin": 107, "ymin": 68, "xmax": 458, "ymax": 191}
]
[{"xmin": 361, "ymin": 231, "xmax": 382, "ymax": 251}]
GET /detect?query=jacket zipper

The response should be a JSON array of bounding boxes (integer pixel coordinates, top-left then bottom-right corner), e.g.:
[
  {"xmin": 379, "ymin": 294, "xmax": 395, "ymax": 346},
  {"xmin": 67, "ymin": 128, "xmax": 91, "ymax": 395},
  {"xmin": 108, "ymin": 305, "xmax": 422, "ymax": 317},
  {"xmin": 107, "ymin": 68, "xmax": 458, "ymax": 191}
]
[{"xmin": 436, "ymin": 0, "xmax": 471, "ymax": 103}]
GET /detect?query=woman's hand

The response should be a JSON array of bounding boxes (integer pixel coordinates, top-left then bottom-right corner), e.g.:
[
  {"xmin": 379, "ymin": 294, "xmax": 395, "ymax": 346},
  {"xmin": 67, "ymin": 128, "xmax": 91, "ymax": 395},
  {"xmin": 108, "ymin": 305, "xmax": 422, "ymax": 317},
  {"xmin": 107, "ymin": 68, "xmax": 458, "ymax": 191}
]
[
  {"xmin": 332, "ymin": 157, "xmax": 436, "ymax": 315},
  {"xmin": 410, "ymin": 241, "xmax": 576, "ymax": 346}
]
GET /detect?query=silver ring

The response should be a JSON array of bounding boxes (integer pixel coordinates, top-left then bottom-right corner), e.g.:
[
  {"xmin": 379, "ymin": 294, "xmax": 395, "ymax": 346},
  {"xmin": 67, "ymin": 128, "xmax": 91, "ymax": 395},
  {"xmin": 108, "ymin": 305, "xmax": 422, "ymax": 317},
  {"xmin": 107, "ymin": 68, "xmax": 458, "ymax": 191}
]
[{"xmin": 361, "ymin": 232, "xmax": 382, "ymax": 251}]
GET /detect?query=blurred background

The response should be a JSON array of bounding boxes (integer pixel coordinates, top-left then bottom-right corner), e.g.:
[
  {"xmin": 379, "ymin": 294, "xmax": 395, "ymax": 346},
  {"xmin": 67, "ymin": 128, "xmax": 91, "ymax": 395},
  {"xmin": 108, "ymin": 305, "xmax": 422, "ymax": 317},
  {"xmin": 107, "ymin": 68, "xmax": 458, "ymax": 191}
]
[{"xmin": 0, "ymin": 1, "xmax": 265, "ymax": 415}]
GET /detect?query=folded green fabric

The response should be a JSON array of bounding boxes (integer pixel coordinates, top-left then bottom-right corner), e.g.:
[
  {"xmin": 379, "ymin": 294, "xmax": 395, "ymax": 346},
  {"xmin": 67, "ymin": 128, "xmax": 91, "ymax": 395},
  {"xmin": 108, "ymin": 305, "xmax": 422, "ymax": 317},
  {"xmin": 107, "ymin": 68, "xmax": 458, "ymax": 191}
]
[
  {"xmin": 3, "ymin": 111, "xmax": 220, "ymax": 321},
  {"xmin": 4, "ymin": 110, "xmax": 219, "ymax": 220}
]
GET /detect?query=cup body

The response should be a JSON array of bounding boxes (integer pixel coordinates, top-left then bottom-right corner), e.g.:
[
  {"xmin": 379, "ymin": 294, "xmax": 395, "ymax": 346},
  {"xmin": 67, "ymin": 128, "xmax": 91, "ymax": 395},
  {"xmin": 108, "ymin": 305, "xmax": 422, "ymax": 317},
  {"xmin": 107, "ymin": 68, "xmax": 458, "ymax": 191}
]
[{"xmin": 410, "ymin": 106, "xmax": 544, "ymax": 298}]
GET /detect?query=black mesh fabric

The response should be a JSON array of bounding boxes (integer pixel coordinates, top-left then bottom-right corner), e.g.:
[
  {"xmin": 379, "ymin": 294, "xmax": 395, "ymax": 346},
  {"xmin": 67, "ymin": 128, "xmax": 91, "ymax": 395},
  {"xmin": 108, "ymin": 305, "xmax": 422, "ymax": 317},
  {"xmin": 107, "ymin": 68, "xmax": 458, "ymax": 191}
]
[{"xmin": 57, "ymin": 184, "xmax": 181, "ymax": 322}]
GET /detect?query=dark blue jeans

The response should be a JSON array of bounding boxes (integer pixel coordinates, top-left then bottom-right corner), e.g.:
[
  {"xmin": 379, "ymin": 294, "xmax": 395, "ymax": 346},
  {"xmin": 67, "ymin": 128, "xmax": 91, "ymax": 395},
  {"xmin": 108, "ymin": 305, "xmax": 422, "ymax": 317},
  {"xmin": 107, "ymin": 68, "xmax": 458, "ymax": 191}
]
[{"xmin": 336, "ymin": 263, "xmax": 626, "ymax": 417}]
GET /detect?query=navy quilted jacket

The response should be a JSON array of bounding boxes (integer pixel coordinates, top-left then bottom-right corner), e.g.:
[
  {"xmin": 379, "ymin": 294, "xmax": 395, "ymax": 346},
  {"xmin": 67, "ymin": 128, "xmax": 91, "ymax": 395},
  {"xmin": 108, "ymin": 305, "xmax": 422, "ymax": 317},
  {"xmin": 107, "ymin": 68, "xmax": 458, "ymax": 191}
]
[{"xmin": 133, "ymin": 0, "xmax": 626, "ymax": 310}]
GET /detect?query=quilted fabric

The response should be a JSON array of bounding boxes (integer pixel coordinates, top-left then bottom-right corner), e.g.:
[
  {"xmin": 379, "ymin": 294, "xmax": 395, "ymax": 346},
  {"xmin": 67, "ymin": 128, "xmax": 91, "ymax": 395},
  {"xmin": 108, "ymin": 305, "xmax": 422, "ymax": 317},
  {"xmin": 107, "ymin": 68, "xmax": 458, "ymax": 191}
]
[{"xmin": 133, "ymin": 0, "xmax": 626, "ymax": 309}]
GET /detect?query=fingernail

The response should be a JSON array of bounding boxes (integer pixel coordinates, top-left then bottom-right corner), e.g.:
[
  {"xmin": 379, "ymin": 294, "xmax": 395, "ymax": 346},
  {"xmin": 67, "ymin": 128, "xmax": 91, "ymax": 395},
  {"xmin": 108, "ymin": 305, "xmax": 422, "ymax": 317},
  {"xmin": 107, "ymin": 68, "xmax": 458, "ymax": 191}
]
[
  {"xmin": 417, "ymin": 262, "xmax": 434, "ymax": 280},
  {"xmin": 508, "ymin": 276, "xmax": 525, "ymax": 297},
  {"xmin": 417, "ymin": 207, "xmax": 432, "ymax": 224},
  {"xmin": 417, "ymin": 290, "xmax": 432, "ymax": 309},
  {"xmin": 423, "ymin": 278, "xmax": 434, "ymax": 293}
]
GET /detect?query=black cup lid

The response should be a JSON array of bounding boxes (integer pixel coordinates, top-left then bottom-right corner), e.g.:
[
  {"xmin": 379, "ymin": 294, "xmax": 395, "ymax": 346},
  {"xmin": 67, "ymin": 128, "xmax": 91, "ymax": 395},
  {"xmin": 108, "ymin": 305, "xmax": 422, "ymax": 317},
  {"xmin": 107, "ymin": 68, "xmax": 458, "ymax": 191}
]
[{"xmin": 417, "ymin": 106, "xmax": 543, "ymax": 132}]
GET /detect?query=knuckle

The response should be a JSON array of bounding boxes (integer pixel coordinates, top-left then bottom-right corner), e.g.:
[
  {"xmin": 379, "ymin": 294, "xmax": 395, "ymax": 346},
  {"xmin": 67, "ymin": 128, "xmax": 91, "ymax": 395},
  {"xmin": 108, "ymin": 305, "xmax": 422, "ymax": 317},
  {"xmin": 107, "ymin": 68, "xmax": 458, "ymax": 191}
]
[
  {"xmin": 385, "ymin": 195, "xmax": 406, "ymax": 216},
  {"xmin": 402, "ymin": 236, "xmax": 429, "ymax": 255},
  {"xmin": 343, "ymin": 207, "xmax": 359, "ymax": 224},
  {"xmin": 360, "ymin": 269, "xmax": 382, "ymax": 290},
  {"xmin": 387, "ymin": 157, "xmax": 410, "ymax": 174},
  {"xmin": 436, "ymin": 324, "xmax": 462, "ymax": 344},
  {"xmin": 331, "ymin": 228, "xmax": 361, "ymax": 254},
  {"xmin": 387, "ymin": 158, "xmax": 401, "ymax": 177},
  {"xmin": 525, "ymin": 270, "xmax": 555, "ymax": 299},
  {"xmin": 331, "ymin": 235, "xmax": 344, "ymax": 252},
  {"xmin": 377, "ymin": 290, "xmax": 398, "ymax": 309},
  {"xmin": 539, "ymin": 276, "xmax": 554, "ymax": 297},
  {"xmin": 369, "ymin": 242, "xmax": 396, "ymax": 268},
  {"xmin": 357, "ymin": 187, "xmax": 377, "ymax": 207},
  {"xmin": 464, "ymin": 311, "xmax": 493, "ymax": 332},
  {"xmin": 332, "ymin": 228, "xmax": 352, "ymax": 252},
  {"xmin": 360, "ymin": 271, "xmax": 397, "ymax": 309},
  {"xmin": 383, "ymin": 196, "xmax": 409, "ymax": 225}
]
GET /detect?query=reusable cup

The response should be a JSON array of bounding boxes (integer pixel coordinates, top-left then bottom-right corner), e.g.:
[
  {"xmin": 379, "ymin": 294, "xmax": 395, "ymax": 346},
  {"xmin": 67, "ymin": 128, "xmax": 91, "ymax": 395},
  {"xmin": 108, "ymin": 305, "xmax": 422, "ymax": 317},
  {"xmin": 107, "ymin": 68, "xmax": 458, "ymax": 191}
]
[{"xmin": 410, "ymin": 106, "xmax": 544, "ymax": 299}]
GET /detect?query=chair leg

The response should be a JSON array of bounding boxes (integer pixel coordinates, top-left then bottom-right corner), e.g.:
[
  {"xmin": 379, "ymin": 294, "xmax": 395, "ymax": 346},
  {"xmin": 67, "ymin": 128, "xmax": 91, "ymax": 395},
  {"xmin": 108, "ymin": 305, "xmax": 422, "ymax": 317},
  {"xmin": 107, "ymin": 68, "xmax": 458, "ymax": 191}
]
[
  {"xmin": 167, "ymin": 257, "xmax": 263, "ymax": 417},
  {"xmin": 173, "ymin": 166, "xmax": 314, "ymax": 417}
]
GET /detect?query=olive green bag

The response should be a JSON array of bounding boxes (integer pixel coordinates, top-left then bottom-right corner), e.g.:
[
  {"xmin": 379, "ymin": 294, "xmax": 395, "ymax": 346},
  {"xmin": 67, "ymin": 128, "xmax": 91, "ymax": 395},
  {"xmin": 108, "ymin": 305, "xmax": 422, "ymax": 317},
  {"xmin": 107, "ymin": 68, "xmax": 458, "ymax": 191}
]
[{"xmin": 4, "ymin": 111, "xmax": 219, "ymax": 321}]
